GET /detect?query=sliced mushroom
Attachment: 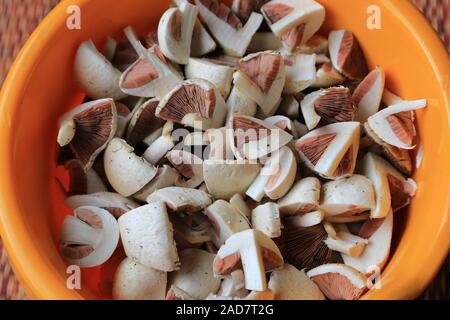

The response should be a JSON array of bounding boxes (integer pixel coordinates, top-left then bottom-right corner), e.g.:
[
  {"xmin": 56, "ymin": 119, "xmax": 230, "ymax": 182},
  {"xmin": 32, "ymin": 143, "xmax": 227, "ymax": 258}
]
[
  {"xmin": 261, "ymin": 0, "xmax": 325, "ymax": 53},
  {"xmin": 299, "ymin": 34, "xmax": 328, "ymax": 54},
  {"xmin": 263, "ymin": 146, "xmax": 297, "ymax": 200},
  {"xmin": 58, "ymin": 99, "xmax": 118, "ymax": 170},
  {"xmin": 278, "ymin": 95, "xmax": 300, "ymax": 120},
  {"xmin": 325, "ymin": 212, "xmax": 370, "ymax": 224},
  {"xmin": 328, "ymin": 29, "xmax": 369, "ymax": 80},
  {"xmin": 251, "ymin": 202, "xmax": 281, "ymax": 238},
  {"xmin": 213, "ymin": 229, "xmax": 284, "ymax": 291},
  {"xmin": 203, "ymin": 159, "xmax": 261, "ymax": 200},
  {"xmin": 247, "ymin": 32, "xmax": 282, "ymax": 53},
  {"xmin": 156, "ymin": 79, "xmax": 228, "ymax": 130},
  {"xmin": 229, "ymin": 193, "xmax": 251, "ymax": 220},
  {"xmin": 63, "ymin": 159, "xmax": 108, "ymax": 196},
  {"xmin": 217, "ymin": 273, "xmax": 249, "ymax": 298},
  {"xmin": 119, "ymin": 27, "xmax": 183, "ymax": 99},
  {"xmin": 191, "ymin": 19, "xmax": 217, "ymax": 57},
  {"xmin": 126, "ymin": 98, "xmax": 165, "ymax": 145},
  {"xmin": 353, "ymin": 67, "xmax": 386, "ymax": 122},
  {"xmin": 295, "ymin": 122, "xmax": 360, "ymax": 179},
  {"xmin": 65, "ymin": 192, "xmax": 139, "ymax": 218},
  {"xmin": 195, "ymin": 0, "xmax": 263, "ymax": 57},
  {"xmin": 205, "ymin": 200, "xmax": 251, "ymax": 247},
  {"xmin": 142, "ymin": 121, "xmax": 176, "ymax": 165},
  {"xmin": 104, "ymin": 138, "xmax": 157, "ymax": 197},
  {"xmin": 307, "ymin": 263, "xmax": 368, "ymax": 300},
  {"xmin": 310, "ymin": 62, "xmax": 345, "ymax": 89},
  {"xmin": 324, "ymin": 231, "xmax": 368, "ymax": 257},
  {"xmin": 142, "ymin": 127, "xmax": 164, "ymax": 146},
  {"xmin": 278, "ymin": 220, "xmax": 341, "ymax": 270},
  {"xmin": 166, "ymin": 285, "xmax": 196, "ymax": 300},
  {"xmin": 133, "ymin": 165, "xmax": 180, "ymax": 202},
  {"xmin": 74, "ymin": 40, "xmax": 126, "ymax": 100},
  {"xmin": 300, "ymin": 87, "xmax": 356, "ymax": 130},
  {"xmin": 185, "ymin": 58, "xmax": 235, "ymax": 98},
  {"xmin": 167, "ymin": 249, "xmax": 221, "ymax": 300},
  {"xmin": 265, "ymin": 115, "xmax": 297, "ymax": 137},
  {"xmin": 320, "ymin": 175, "xmax": 375, "ymax": 219},
  {"xmin": 359, "ymin": 152, "xmax": 416, "ymax": 217},
  {"xmin": 366, "ymin": 99, "xmax": 427, "ymax": 149},
  {"xmin": 60, "ymin": 206, "xmax": 120, "ymax": 267},
  {"xmin": 112, "ymin": 257, "xmax": 167, "ymax": 300},
  {"xmin": 157, "ymin": 1, "xmax": 197, "ymax": 64},
  {"xmin": 230, "ymin": 115, "xmax": 293, "ymax": 160},
  {"xmin": 364, "ymin": 124, "xmax": 412, "ymax": 176},
  {"xmin": 234, "ymin": 51, "xmax": 285, "ymax": 115},
  {"xmin": 255, "ymin": 96, "xmax": 283, "ymax": 119},
  {"xmin": 232, "ymin": 0, "xmax": 269, "ymax": 22},
  {"xmin": 285, "ymin": 210, "xmax": 325, "ymax": 228},
  {"xmin": 118, "ymin": 202, "xmax": 179, "ymax": 271},
  {"xmin": 226, "ymin": 86, "xmax": 258, "ymax": 124},
  {"xmin": 278, "ymin": 177, "xmax": 321, "ymax": 215},
  {"xmin": 171, "ymin": 212, "xmax": 212, "ymax": 249},
  {"xmin": 268, "ymin": 264, "xmax": 325, "ymax": 300},
  {"xmin": 282, "ymin": 53, "xmax": 316, "ymax": 94},
  {"xmin": 382, "ymin": 88, "xmax": 403, "ymax": 107},
  {"xmin": 166, "ymin": 150, "xmax": 204, "ymax": 188},
  {"xmin": 147, "ymin": 187, "xmax": 212, "ymax": 212},
  {"xmin": 205, "ymin": 127, "xmax": 236, "ymax": 160}
]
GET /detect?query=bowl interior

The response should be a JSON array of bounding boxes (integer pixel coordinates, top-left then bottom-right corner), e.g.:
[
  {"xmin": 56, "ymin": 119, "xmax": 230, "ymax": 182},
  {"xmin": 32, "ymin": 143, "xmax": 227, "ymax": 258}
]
[{"xmin": 0, "ymin": 0, "xmax": 449, "ymax": 299}]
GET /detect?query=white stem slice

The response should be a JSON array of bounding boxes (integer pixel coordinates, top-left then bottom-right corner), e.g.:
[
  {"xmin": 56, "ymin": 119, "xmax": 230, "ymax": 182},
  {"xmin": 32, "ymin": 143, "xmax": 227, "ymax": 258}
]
[
  {"xmin": 251, "ymin": 202, "xmax": 282, "ymax": 238},
  {"xmin": 118, "ymin": 202, "xmax": 179, "ymax": 271},
  {"xmin": 234, "ymin": 51, "xmax": 286, "ymax": 115},
  {"xmin": 307, "ymin": 263, "xmax": 367, "ymax": 300},
  {"xmin": 295, "ymin": 122, "xmax": 360, "ymax": 179},
  {"xmin": 367, "ymin": 99, "xmax": 427, "ymax": 149},
  {"xmin": 74, "ymin": 40, "xmax": 126, "ymax": 100},
  {"xmin": 158, "ymin": 1, "xmax": 198, "ymax": 64},
  {"xmin": 195, "ymin": 0, "xmax": 263, "ymax": 57},
  {"xmin": 353, "ymin": 67, "xmax": 386, "ymax": 122},
  {"xmin": 323, "ymin": 231, "xmax": 369, "ymax": 257},
  {"xmin": 278, "ymin": 177, "xmax": 321, "ymax": 215}
]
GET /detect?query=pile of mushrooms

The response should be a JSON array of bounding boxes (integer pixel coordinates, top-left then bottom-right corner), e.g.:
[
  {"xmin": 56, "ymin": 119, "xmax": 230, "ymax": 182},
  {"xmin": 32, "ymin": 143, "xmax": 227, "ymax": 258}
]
[{"xmin": 57, "ymin": 0, "xmax": 427, "ymax": 300}]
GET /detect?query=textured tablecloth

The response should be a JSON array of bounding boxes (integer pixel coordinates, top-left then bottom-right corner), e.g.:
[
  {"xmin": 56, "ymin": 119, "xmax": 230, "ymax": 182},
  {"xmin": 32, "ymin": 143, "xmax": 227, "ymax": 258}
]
[{"xmin": 0, "ymin": 0, "xmax": 449, "ymax": 300}]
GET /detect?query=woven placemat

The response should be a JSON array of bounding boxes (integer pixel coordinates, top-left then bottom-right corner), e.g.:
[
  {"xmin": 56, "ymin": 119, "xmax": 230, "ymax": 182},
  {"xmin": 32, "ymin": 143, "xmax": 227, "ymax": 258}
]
[{"xmin": 0, "ymin": 0, "xmax": 449, "ymax": 300}]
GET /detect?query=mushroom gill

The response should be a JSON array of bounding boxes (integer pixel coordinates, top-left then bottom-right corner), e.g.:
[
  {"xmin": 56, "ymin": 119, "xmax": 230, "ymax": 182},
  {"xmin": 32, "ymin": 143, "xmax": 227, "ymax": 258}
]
[
  {"xmin": 199, "ymin": 0, "xmax": 243, "ymax": 29},
  {"xmin": 127, "ymin": 99, "xmax": 165, "ymax": 145},
  {"xmin": 314, "ymin": 87, "xmax": 356, "ymax": 124},
  {"xmin": 261, "ymin": 2, "xmax": 294, "ymax": 24},
  {"xmin": 238, "ymin": 53, "xmax": 282, "ymax": 94},
  {"xmin": 121, "ymin": 58, "xmax": 160, "ymax": 89},
  {"xmin": 296, "ymin": 133, "xmax": 336, "ymax": 166},
  {"xmin": 235, "ymin": 0, "xmax": 269, "ymax": 22}
]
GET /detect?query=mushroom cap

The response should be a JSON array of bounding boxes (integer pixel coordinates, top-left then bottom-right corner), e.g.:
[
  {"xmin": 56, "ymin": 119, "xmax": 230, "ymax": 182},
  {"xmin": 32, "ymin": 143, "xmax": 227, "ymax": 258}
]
[
  {"xmin": 307, "ymin": 263, "xmax": 368, "ymax": 300},
  {"xmin": 112, "ymin": 257, "xmax": 167, "ymax": 300},
  {"xmin": 203, "ymin": 159, "xmax": 261, "ymax": 200},
  {"xmin": 60, "ymin": 206, "xmax": 120, "ymax": 268},
  {"xmin": 367, "ymin": 99, "xmax": 427, "ymax": 150},
  {"xmin": 146, "ymin": 187, "xmax": 212, "ymax": 212},
  {"xmin": 156, "ymin": 79, "xmax": 228, "ymax": 130},
  {"xmin": 251, "ymin": 202, "xmax": 282, "ymax": 238},
  {"xmin": 295, "ymin": 122, "xmax": 360, "ymax": 179},
  {"xmin": 230, "ymin": 115, "xmax": 293, "ymax": 160},
  {"xmin": 320, "ymin": 174, "xmax": 375, "ymax": 217},
  {"xmin": 268, "ymin": 264, "xmax": 325, "ymax": 300},
  {"xmin": 157, "ymin": 2, "xmax": 198, "ymax": 64},
  {"xmin": 195, "ymin": 0, "xmax": 263, "ymax": 57},
  {"xmin": 214, "ymin": 229, "xmax": 284, "ymax": 291},
  {"xmin": 278, "ymin": 177, "xmax": 321, "ymax": 215},
  {"xmin": 205, "ymin": 199, "xmax": 251, "ymax": 247},
  {"xmin": 65, "ymin": 192, "xmax": 139, "ymax": 218},
  {"xmin": 168, "ymin": 249, "xmax": 221, "ymax": 300},
  {"xmin": 104, "ymin": 138, "xmax": 157, "ymax": 197},
  {"xmin": 185, "ymin": 58, "xmax": 235, "ymax": 98},
  {"xmin": 118, "ymin": 202, "xmax": 179, "ymax": 271},
  {"xmin": 59, "ymin": 99, "xmax": 118, "ymax": 171},
  {"xmin": 133, "ymin": 165, "xmax": 180, "ymax": 202},
  {"xmin": 342, "ymin": 209, "xmax": 393, "ymax": 274},
  {"xmin": 234, "ymin": 51, "xmax": 286, "ymax": 114},
  {"xmin": 232, "ymin": 0, "xmax": 270, "ymax": 22},
  {"xmin": 74, "ymin": 40, "xmax": 126, "ymax": 100},
  {"xmin": 353, "ymin": 67, "xmax": 386, "ymax": 122},
  {"xmin": 264, "ymin": 146, "xmax": 297, "ymax": 200}
]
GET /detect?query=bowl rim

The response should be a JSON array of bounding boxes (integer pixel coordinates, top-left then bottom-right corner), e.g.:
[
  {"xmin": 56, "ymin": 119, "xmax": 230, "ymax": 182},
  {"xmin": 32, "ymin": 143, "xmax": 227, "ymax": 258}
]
[{"xmin": 0, "ymin": 0, "xmax": 449, "ymax": 300}]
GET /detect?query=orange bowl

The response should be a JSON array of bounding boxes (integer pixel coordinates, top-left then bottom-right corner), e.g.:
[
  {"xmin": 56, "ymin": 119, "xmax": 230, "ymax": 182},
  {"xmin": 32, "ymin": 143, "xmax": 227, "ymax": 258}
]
[{"xmin": 0, "ymin": 0, "xmax": 449, "ymax": 300}]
